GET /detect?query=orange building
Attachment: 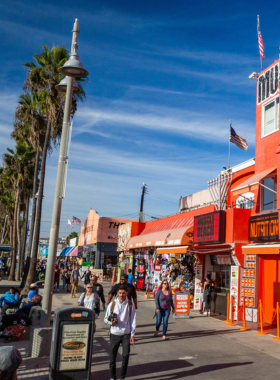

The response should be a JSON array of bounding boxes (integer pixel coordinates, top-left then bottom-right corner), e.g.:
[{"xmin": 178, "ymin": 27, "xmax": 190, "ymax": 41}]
[
  {"xmin": 124, "ymin": 58, "xmax": 280, "ymax": 324},
  {"xmin": 80, "ymin": 209, "xmax": 138, "ymax": 268}
]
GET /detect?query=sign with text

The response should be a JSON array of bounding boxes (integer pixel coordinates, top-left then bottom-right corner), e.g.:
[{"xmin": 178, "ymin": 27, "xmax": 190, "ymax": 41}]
[
  {"xmin": 59, "ymin": 324, "xmax": 89, "ymax": 371},
  {"xmin": 249, "ymin": 212, "xmax": 279, "ymax": 242},
  {"xmin": 174, "ymin": 293, "xmax": 190, "ymax": 314},
  {"xmin": 194, "ymin": 211, "xmax": 226, "ymax": 244}
]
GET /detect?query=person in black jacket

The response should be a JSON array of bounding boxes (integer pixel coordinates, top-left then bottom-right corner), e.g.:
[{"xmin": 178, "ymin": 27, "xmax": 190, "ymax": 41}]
[
  {"xmin": 107, "ymin": 274, "xmax": 138, "ymax": 309},
  {"xmin": 91, "ymin": 275, "xmax": 106, "ymax": 309},
  {"xmin": 81, "ymin": 265, "xmax": 91, "ymax": 288}
]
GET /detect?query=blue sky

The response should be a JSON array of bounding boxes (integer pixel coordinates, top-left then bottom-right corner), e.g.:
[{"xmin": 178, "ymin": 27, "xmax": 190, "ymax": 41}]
[{"xmin": 1, "ymin": 1, "xmax": 279, "ymax": 237}]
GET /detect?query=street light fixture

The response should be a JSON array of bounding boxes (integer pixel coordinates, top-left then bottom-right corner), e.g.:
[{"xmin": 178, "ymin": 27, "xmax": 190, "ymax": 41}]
[
  {"xmin": 58, "ymin": 22, "xmax": 88, "ymax": 78},
  {"xmin": 55, "ymin": 76, "xmax": 80, "ymax": 93},
  {"xmin": 41, "ymin": 18, "xmax": 88, "ymax": 327}
]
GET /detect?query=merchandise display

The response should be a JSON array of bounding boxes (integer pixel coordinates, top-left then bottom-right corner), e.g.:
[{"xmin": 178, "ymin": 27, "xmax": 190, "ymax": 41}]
[{"xmin": 240, "ymin": 254, "xmax": 258, "ymax": 308}]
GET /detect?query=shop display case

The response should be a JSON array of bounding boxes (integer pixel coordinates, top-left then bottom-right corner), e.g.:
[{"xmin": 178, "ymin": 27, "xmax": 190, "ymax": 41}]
[{"xmin": 240, "ymin": 254, "xmax": 258, "ymax": 322}]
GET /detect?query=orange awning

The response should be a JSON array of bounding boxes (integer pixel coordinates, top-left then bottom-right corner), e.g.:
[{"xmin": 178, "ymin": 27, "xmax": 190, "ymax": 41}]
[
  {"xmin": 231, "ymin": 166, "xmax": 276, "ymax": 193},
  {"xmin": 242, "ymin": 244, "xmax": 280, "ymax": 255},
  {"xmin": 125, "ymin": 226, "xmax": 193, "ymax": 249},
  {"xmin": 156, "ymin": 246, "xmax": 189, "ymax": 254}
]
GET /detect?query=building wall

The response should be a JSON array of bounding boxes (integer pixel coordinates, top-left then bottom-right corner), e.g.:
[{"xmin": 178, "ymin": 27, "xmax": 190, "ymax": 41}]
[{"xmin": 255, "ymin": 59, "xmax": 280, "ymax": 173}]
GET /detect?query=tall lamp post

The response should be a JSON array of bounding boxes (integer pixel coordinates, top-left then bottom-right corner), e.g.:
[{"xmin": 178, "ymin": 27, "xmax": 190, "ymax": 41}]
[{"xmin": 41, "ymin": 19, "xmax": 88, "ymax": 327}]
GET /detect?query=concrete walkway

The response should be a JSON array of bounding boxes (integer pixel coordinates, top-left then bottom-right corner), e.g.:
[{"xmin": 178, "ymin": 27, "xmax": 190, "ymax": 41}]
[{"xmin": 1, "ymin": 280, "xmax": 280, "ymax": 379}]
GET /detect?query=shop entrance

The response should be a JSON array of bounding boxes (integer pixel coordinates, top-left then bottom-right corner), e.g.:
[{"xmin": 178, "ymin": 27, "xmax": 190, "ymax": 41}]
[{"xmin": 259, "ymin": 255, "xmax": 280, "ymax": 325}]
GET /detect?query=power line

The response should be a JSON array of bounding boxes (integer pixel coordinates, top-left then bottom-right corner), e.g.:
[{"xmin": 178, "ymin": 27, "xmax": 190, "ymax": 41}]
[
  {"xmin": 146, "ymin": 190, "xmax": 178, "ymax": 202},
  {"xmin": 146, "ymin": 191, "xmax": 178, "ymax": 205}
]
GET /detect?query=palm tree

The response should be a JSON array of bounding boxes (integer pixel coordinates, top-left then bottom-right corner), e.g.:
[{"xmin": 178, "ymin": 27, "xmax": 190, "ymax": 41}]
[
  {"xmin": 21, "ymin": 44, "xmax": 86, "ymax": 293},
  {"xmin": 2, "ymin": 142, "xmax": 36, "ymax": 280},
  {"xmin": 13, "ymin": 92, "xmax": 46, "ymax": 285}
]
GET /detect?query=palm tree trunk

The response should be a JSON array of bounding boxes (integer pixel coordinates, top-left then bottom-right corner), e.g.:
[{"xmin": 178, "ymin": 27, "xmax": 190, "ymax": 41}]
[
  {"xmin": 16, "ymin": 197, "xmax": 28, "ymax": 281},
  {"xmin": 21, "ymin": 197, "xmax": 29, "ymax": 278},
  {"xmin": 21, "ymin": 149, "xmax": 39, "ymax": 287},
  {"xmin": 22, "ymin": 119, "xmax": 51, "ymax": 293},
  {"xmin": 16, "ymin": 193, "xmax": 21, "ymax": 276},
  {"xmin": 9, "ymin": 224, "xmax": 12, "ymax": 246},
  {"xmin": 9, "ymin": 190, "xmax": 19, "ymax": 281}
]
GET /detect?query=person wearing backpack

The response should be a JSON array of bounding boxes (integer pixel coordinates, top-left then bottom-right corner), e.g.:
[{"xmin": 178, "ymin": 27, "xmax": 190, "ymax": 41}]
[
  {"xmin": 104, "ymin": 284, "xmax": 136, "ymax": 380},
  {"xmin": 77, "ymin": 284, "xmax": 100, "ymax": 315}
]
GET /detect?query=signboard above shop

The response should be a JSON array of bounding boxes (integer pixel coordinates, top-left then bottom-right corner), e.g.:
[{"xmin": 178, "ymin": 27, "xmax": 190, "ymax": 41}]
[
  {"xmin": 194, "ymin": 210, "xmax": 226, "ymax": 244},
  {"xmin": 249, "ymin": 212, "xmax": 279, "ymax": 242}
]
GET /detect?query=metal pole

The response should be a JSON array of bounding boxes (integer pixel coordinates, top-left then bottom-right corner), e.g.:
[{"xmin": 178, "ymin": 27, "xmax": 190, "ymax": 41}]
[
  {"xmin": 228, "ymin": 120, "xmax": 231, "ymax": 169},
  {"xmin": 41, "ymin": 21, "xmax": 79, "ymax": 327},
  {"xmin": 1, "ymin": 215, "xmax": 8, "ymax": 244}
]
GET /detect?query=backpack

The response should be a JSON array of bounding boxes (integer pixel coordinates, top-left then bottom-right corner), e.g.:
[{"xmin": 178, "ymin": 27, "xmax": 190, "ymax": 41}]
[
  {"xmin": 111, "ymin": 298, "xmax": 133, "ymax": 317},
  {"xmin": 79, "ymin": 292, "xmax": 99, "ymax": 314}
]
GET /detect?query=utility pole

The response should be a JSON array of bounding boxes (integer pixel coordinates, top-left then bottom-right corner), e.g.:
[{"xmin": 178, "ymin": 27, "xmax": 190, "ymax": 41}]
[
  {"xmin": 139, "ymin": 183, "xmax": 146, "ymax": 223},
  {"xmin": 41, "ymin": 19, "xmax": 88, "ymax": 327}
]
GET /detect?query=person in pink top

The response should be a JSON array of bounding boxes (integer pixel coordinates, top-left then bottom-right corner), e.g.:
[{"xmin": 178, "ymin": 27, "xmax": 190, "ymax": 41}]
[{"xmin": 154, "ymin": 281, "xmax": 174, "ymax": 340}]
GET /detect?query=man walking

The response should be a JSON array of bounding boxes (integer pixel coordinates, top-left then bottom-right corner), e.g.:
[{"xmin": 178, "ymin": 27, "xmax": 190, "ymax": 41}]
[
  {"xmin": 105, "ymin": 285, "xmax": 136, "ymax": 380},
  {"xmin": 91, "ymin": 274, "xmax": 106, "ymax": 309},
  {"xmin": 107, "ymin": 274, "xmax": 138, "ymax": 309},
  {"xmin": 70, "ymin": 263, "xmax": 81, "ymax": 298}
]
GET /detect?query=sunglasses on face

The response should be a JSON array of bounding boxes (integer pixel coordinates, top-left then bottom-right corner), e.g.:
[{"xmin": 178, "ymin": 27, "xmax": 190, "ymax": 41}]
[
  {"xmin": 162, "ymin": 283, "xmax": 168, "ymax": 285},
  {"xmin": 87, "ymin": 287, "xmax": 93, "ymax": 289}
]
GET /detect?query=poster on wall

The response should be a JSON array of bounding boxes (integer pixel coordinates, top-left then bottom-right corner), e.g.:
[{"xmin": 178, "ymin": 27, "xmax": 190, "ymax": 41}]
[
  {"xmin": 91, "ymin": 269, "xmax": 103, "ymax": 282},
  {"xmin": 194, "ymin": 264, "xmax": 202, "ymax": 310},
  {"xmin": 59, "ymin": 323, "xmax": 89, "ymax": 371},
  {"xmin": 117, "ymin": 223, "xmax": 132, "ymax": 251},
  {"xmin": 230, "ymin": 266, "xmax": 239, "ymax": 320}
]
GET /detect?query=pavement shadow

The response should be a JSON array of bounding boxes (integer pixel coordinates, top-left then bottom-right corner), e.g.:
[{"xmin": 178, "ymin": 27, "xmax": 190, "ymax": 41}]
[
  {"xmin": 91, "ymin": 359, "xmax": 253, "ymax": 380},
  {"xmin": 134, "ymin": 328, "xmax": 241, "ymax": 344}
]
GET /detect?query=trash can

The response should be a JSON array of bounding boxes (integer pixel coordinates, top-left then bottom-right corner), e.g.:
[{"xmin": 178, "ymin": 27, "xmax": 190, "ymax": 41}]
[{"xmin": 49, "ymin": 306, "xmax": 95, "ymax": 380}]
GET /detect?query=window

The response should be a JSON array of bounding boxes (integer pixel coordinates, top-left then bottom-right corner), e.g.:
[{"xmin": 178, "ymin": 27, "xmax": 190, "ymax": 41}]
[
  {"xmin": 236, "ymin": 192, "xmax": 254, "ymax": 209},
  {"xmin": 262, "ymin": 176, "xmax": 277, "ymax": 210},
  {"xmin": 263, "ymin": 97, "xmax": 279, "ymax": 137}
]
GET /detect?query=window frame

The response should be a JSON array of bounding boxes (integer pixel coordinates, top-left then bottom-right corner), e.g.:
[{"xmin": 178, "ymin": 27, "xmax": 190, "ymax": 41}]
[
  {"xmin": 261, "ymin": 96, "xmax": 279, "ymax": 138},
  {"xmin": 260, "ymin": 174, "xmax": 277, "ymax": 212}
]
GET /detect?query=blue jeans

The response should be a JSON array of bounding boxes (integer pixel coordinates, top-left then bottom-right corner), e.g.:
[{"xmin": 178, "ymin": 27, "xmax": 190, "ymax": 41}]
[
  {"xmin": 62, "ymin": 277, "xmax": 66, "ymax": 288},
  {"xmin": 156, "ymin": 309, "xmax": 170, "ymax": 336}
]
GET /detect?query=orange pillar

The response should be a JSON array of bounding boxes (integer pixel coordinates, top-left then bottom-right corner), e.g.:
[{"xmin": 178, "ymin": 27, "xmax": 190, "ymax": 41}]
[
  {"xmin": 273, "ymin": 302, "xmax": 280, "ymax": 341},
  {"xmin": 223, "ymin": 293, "xmax": 230, "ymax": 323},
  {"xmin": 257, "ymin": 300, "xmax": 268, "ymax": 336},
  {"xmin": 240, "ymin": 303, "xmax": 250, "ymax": 331},
  {"xmin": 226, "ymin": 295, "xmax": 236, "ymax": 326}
]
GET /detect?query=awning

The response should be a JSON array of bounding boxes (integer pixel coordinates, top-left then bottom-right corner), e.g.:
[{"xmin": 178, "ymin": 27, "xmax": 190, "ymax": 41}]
[
  {"xmin": 188, "ymin": 244, "xmax": 233, "ymax": 255},
  {"xmin": 231, "ymin": 166, "xmax": 276, "ymax": 193},
  {"xmin": 60, "ymin": 247, "xmax": 72, "ymax": 257},
  {"xmin": 125, "ymin": 226, "xmax": 193, "ymax": 249},
  {"xmin": 157, "ymin": 246, "xmax": 189, "ymax": 254},
  {"xmin": 242, "ymin": 244, "xmax": 280, "ymax": 255},
  {"xmin": 0, "ymin": 245, "xmax": 13, "ymax": 251}
]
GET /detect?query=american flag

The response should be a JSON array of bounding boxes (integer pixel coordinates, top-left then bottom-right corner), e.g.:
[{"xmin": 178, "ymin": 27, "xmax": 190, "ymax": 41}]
[
  {"xmin": 72, "ymin": 216, "xmax": 81, "ymax": 225},
  {"xmin": 257, "ymin": 15, "xmax": 265, "ymax": 60},
  {"xmin": 230, "ymin": 126, "xmax": 248, "ymax": 151},
  {"xmin": 68, "ymin": 219, "xmax": 73, "ymax": 228}
]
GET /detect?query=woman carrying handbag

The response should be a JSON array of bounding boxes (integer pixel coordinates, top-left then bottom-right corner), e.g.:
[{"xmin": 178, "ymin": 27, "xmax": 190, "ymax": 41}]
[{"xmin": 154, "ymin": 281, "xmax": 174, "ymax": 340}]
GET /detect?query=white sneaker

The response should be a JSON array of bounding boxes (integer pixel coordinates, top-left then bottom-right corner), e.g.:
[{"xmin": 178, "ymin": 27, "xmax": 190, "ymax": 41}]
[{"xmin": 203, "ymin": 312, "xmax": 208, "ymax": 315}]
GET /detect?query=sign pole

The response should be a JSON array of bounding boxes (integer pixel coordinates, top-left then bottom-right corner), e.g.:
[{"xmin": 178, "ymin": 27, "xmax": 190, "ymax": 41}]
[{"xmin": 228, "ymin": 120, "xmax": 231, "ymax": 169}]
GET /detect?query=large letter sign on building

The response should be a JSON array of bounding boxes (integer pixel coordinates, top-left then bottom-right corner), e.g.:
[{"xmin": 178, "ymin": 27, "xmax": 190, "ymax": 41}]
[
  {"xmin": 258, "ymin": 63, "xmax": 279, "ymax": 104},
  {"xmin": 194, "ymin": 211, "xmax": 226, "ymax": 244},
  {"xmin": 249, "ymin": 213, "xmax": 279, "ymax": 242}
]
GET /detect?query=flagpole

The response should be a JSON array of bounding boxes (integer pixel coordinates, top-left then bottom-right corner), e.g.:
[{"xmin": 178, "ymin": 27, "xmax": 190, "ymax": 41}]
[
  {"xmin": 258, "ymin": 15, "xmax": 262, "ymax": 72},
  {"xmin": 228, "ymin": 120, "xmax": 231, "ymax": 169}
]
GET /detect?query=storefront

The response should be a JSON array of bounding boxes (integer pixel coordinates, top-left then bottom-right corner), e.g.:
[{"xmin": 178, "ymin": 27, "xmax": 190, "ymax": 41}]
[
  {"xmin": 188, "ymin": 209, "xmax": 250, "ymax": 319},
  {"xmin": 242, "ymin": 212, "xmax": 280, "ymax": 324},
  {"xmin": 79, "ymin": 209, "xmax": 138, "ymax": 269}
]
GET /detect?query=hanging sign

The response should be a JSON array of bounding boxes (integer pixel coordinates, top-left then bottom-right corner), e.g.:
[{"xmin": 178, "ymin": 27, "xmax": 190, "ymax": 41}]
[
  {"xmin": 249, "ymin": 212, "xmax": 279, "ymax": 241},
  {"xmin": 194, "ymin": 211, "xmax": 226, "ymax": 244},
  {"xmin": 194, "ymin": 264, "xmax": 203, "ymax": 310},
  {"xmin": 230, "ymin": 266, "xmax": 239, "ymax": 321},
  {"xmin": 91, "ymin": 269, "xmax": 103, "ymax": 282}
]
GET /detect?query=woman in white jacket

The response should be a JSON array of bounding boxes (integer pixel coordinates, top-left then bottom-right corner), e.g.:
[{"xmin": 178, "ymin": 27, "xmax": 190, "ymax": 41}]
[{"xmin": 104, "ymin": 284, "xmax": 136, "ymax": 380}]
